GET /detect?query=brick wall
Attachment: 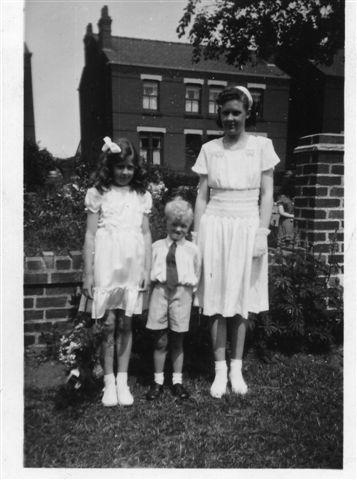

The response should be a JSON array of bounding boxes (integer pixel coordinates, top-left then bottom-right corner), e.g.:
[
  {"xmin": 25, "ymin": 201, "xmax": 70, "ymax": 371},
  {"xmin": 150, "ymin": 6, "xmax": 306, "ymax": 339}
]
[
  {"xmin": 24, "ymin": 251, "xmax": 83, "ymax": 347},
  {"xmin": 293, "ymin": 133, "xmax": 344, "ymax": 272}
]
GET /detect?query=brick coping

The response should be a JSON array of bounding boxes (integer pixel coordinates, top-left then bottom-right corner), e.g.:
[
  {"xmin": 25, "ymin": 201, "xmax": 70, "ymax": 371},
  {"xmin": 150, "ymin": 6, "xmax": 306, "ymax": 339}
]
[{"xmin": 294, "ymin": 143, "xmax": 344, "ymax": 153}]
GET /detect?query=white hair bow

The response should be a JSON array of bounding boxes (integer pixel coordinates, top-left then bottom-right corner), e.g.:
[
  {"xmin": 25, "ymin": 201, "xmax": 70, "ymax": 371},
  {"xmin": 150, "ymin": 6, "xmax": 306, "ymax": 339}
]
[
  {"xmin": 235, "ymin": 86, "xmax": 253, "ymax": 109},
  {"xmin": 102, "ymin": 136, "xmax": 121, "ymax": 153}
]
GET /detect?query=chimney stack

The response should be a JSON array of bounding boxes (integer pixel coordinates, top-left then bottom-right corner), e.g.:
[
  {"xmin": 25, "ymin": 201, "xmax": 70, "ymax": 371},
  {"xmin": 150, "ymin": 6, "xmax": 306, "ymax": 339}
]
[{"xmin": 98, "ymin": 5, "xmax": 112, "ymax": 49}]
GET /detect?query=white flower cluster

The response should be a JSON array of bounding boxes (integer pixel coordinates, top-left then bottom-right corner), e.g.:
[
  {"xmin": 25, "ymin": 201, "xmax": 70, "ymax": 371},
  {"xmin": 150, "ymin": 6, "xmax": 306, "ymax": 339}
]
[
  {"xmin": 58, "ymin": 321, "xmax": 86, "ymax": 370},
  {"xmin": 148, "ymin": 181, "xmax": 167, "ymax": 201}
]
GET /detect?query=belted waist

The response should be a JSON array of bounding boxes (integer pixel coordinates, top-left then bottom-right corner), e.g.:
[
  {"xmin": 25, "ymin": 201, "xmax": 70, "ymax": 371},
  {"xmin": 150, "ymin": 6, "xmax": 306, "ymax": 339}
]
[{"xmin": 206, "ymin": 188, "xmax": 259, "ymax": 218}]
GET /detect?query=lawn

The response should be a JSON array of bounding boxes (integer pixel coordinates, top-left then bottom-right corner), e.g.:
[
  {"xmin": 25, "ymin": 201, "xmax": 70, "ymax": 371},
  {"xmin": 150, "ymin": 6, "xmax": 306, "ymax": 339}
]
[{"xmin": 24, "ymin": 348, "xmax": 343, "ymax": 469}]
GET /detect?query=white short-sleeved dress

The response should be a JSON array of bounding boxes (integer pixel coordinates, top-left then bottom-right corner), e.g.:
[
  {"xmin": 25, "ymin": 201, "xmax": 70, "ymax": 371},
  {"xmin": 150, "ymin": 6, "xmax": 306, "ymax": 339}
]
[
  {"xmin": 81, "ymin": 185, "xmax": 152, "ymax": 319},
  {"xmin": 192, "ymin": 135, "xmax": 280, "ymax": 319}
]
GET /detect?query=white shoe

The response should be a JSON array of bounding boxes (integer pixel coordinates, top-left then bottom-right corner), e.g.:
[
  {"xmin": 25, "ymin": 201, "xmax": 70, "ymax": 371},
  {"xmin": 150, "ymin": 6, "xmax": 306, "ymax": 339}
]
[
  {"xmin": 210, "ymin": 374, "xmax": 228, "ymax": 399},
  {"xmin": 117, "ymin": 385, "xmax": 134, "ymax": 406},
  {"xmin": 229, "ymin": 370, "xmax": 248, "ymax": 395},
  {"xmin": 102, "ymin": 381, "xmax": 118, "ymax": 407}
]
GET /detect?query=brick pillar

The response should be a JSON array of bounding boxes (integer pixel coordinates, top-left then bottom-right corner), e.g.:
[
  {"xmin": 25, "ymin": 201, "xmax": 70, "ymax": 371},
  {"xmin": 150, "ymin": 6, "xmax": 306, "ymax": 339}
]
[{"xmin": 293, "ymin": 133, "xmax": 344, "ymax": 271}]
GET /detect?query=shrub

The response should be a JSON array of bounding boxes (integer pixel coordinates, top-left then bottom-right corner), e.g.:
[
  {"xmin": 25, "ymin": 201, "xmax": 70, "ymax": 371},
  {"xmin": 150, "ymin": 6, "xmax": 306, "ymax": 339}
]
[
  {"xmin": 24, "ymin": 139, "xmax": 57, "ymax": 192},
  {"xmin": 249, "ymin": 238, "xmax": 343, "ymax": 356}
]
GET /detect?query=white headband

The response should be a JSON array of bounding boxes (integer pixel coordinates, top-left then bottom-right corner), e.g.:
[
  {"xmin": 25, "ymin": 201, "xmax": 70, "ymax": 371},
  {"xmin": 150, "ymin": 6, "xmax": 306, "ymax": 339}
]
[
  {"xmin": 235, "ymin": 86, "xmax": 253, "ymax": 109},
  {"xmin": 102, "ymin": 136, "xmax": 121, "ymax": 154}
]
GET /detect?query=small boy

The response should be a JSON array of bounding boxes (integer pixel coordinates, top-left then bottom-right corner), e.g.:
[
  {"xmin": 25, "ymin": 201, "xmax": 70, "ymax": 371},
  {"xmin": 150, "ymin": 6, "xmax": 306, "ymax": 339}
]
[{"xmin": 146, "ymin": 198, "xmax": 201, "ymax": 400}]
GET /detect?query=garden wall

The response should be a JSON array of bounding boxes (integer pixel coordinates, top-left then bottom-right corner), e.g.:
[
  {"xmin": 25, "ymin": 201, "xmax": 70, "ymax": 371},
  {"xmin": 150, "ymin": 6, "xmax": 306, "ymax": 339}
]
[
  {"xmin": 24, "ymin": 251, "xmax": 83, "ymax": 347},
  {"xmin": 293, "ymin": 133, "xmax": 344, "ymax": 277}
]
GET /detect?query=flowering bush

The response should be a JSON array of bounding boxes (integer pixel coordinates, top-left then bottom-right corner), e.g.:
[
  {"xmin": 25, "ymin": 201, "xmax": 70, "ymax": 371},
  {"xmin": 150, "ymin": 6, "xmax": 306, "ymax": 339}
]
[{"xmin": 58, "ymin": 315, "xmax": 104, "ymax": 390}]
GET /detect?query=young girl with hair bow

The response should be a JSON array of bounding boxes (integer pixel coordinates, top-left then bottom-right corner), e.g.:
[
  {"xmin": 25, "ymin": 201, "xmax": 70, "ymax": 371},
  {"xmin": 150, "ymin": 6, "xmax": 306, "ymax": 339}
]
[
  {"xmin": 192, "ymin": 86, "xmax": 280, "ymax": 398},
  {"xmin": 81, "ymin": 137, "xmax": 152, "ymax": 406}
]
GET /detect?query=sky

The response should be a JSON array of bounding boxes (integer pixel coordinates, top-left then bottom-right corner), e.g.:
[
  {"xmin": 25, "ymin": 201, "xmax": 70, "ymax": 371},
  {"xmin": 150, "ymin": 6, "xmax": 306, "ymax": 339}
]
[{"xmin": 24, "ymin": 0, "xmax": 192, "ymax": 157}]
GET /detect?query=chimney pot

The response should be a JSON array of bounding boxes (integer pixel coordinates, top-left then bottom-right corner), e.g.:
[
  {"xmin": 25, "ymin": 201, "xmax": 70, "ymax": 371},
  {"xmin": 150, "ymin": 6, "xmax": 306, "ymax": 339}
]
[{"xmin": 98, "ymin": 5, "xmax": 112, "ymax": 49}]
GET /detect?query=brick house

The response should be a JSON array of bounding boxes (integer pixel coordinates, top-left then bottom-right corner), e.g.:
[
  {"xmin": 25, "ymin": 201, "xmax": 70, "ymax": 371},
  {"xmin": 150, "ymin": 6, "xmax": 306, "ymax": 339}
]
[{"xmin": 79, "ymin": 6, "xmax": 290, "ymax": 172}]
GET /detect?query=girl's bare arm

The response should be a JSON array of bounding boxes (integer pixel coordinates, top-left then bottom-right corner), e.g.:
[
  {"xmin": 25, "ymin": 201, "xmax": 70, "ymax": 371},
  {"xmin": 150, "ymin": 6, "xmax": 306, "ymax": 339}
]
[
  {"xmin": 278, "ymin": 204, "xmax": 294, "ymax": 218},
  {"xmin": 193, "ymin": 175, "xmax": 209, "ymax": 234},
  {"xmin": 82, "ymin": 212, "xmax": 99, "ymax": 299},
  {"xmin": 141, "ymin": 214, "xmax": 152, "ymax": 290},
  {"xmin": 259, "ymin": 169, "xmax": 274, "ymax": 229}
]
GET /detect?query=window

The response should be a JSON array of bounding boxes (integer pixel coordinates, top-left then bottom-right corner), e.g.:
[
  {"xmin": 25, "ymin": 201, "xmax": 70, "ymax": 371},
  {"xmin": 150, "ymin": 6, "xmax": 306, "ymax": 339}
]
[
  {"xmin": 185, "ymin": 85, "xmax": 201, "ymax": 113},
  {"xmin": 208, "ymin": 87, "xmax": 223, "ymax": 114},
  {"xmin": 142, "ymin": 81, "xmax": 159, "ymax": 110},
  {"xmin": 139, "ymin": 133, "xmax": 163, "ymax": 165},
  {"xmin": 250, "ymin": 88, "xmax": 264, "ymax": 120},
  {"xmin": 185, "ymin": 134, "xmax": 202, "ymax": 172}
]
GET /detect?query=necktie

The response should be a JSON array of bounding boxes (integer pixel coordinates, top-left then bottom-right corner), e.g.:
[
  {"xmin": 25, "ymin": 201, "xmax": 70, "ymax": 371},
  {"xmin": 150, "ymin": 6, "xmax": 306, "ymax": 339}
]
[{"xmin": 166, "ymin": 241, "xmax": 178, "ymax": 291}]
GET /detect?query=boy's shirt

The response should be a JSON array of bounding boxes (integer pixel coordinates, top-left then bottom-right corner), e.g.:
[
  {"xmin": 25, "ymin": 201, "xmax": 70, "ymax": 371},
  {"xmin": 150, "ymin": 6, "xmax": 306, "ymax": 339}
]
[{"xmin": 150, "ymin": 236, "xmax": 201, "ymax": 289}]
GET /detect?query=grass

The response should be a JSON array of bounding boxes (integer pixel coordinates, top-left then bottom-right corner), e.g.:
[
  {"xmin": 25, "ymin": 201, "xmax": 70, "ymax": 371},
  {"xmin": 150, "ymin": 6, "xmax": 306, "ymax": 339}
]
[{"xmin": 24, "ymin": 347, "xmax": 343, "ymax": 469}]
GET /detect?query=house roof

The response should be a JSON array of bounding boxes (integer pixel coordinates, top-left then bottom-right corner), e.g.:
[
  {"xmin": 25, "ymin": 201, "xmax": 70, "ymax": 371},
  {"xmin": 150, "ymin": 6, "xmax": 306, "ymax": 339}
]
[{"xmin": 98, "ymin": 35, "xmax": 289, "ymax": 79}]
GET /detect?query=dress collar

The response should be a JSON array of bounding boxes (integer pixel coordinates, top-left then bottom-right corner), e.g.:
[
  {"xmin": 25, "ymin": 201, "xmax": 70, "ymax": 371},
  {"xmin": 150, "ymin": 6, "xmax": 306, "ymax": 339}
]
[{"xmin": 166, "ymin": 235, "xmax": 186, "ymax": 247}]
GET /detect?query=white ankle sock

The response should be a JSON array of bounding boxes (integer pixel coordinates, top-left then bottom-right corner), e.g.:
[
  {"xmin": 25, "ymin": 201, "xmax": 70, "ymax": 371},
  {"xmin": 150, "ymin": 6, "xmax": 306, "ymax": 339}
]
[
  {"xmin": 104, "ymin": 373, "xmax": 115, "ymax": 386},
  {"xmin": 230, "ymin": 359, "xmax": 242, "ymax": 370},
  {"xmin": 116, "ymin": 372, "xmax": 128, "ymax": 387},
  {"xmin": 210, "ymin": 361, "xmax": 228, "ymax": 398},
  {"xmin": 172, "ymin": 372, "xmax": 182, "ymax": 385},
  {"xmin": 229, "ymin": 359, "xmax": 248, "ymax": 395},
  {"xmin": 154, "ymin": 372, "xmax": 164, "ymax": 385}
]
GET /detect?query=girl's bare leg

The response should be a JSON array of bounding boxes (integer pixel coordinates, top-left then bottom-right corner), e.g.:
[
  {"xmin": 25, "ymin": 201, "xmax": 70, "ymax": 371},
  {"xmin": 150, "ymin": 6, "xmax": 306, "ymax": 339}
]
[
  {"xmin": 101, "ymin": 310, "xmax": 117, "ymax": 406},
  {"xmin": 210, "ymin": 315, "xmax": 228, "ymax": 398},
  {"xmin": 229, "ymin": 315, "xmax": 248, "ymax": 394},
  {"xmin": 115, "ymin": 312, "xmax": 133, "ymax": 373},
  {"xmin": 115, "ymin": 311, "xmax": 134, "ymax": 405},
  {"xmin": 102, "ymin": 310, "xmax": 116, "ymax": 375}
]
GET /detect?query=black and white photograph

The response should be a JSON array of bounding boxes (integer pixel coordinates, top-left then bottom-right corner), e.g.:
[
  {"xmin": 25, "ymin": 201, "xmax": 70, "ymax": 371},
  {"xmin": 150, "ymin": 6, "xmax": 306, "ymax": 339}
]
[{"xmin": 1, "ymin": 0, "xmax": 356, "ymax": 477}]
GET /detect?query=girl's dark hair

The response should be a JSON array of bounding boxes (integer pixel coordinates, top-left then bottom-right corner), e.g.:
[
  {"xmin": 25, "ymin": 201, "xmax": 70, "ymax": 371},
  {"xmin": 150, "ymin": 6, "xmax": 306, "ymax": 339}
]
[
  {"xmin": 92, "ymin": 137, "xmax": 146, "ymax": 194},
  {"xmin": 216, "ymin": 87, "xmax": 256, "ymax": 128}
]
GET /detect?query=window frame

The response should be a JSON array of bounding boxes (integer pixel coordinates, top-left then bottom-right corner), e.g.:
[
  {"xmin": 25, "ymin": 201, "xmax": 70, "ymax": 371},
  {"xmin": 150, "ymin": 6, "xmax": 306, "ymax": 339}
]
[
  {"xmin": 139, "ymin": 131, "xmax": 164, "ymax": 166},
  {"xmin": 208, "ymin": 86, "xmax": 224, "ymax": 116},
  {"xmin": 185, "ymin": 84, "xmax": 202, "ymax": 114},
  {"xmin": 142, "ymin": 80, "xmax": 159, "ymax": 112},
  {"xmin": 247, "ymin": 84, "xmax": 266, "ymax": 121},
  {"xmin": 184, "ymin": 132, "xmax": 203, "ymax": 172}
]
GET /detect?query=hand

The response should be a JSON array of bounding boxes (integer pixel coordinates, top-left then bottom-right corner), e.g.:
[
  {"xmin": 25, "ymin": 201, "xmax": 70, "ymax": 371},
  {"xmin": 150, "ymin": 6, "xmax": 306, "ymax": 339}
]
[
  {"xmin": 252, "ymin": 228, "xmax": 270, "ymax": 258},
  {"xmin": 82, "ymin": 273, "xmax": 94, "ymax": 299},
  {"xmin": 139, "ymin": 271, "xmax": 151, "ymax": 292},
  {"xmin": 191, "ymin": 231, "xmax": 198, "ymax": 245}
]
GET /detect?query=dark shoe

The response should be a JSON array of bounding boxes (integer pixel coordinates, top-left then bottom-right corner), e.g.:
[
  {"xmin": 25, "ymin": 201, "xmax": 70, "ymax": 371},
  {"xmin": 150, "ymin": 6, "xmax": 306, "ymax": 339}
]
[
  {"xmin": 146, "ymin": 383, "xmax": 164, "ymax": 401},
  {"xmin": 172, "ymin": 383, "xmax": 189, "ymax": 399}
]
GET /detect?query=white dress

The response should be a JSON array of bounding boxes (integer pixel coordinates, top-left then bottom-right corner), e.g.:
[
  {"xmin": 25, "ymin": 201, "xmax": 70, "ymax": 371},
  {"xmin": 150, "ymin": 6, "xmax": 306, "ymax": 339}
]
[
  {"xmin": 81, "ymin": 185, "xmax": 152, "ymax": 319},
  {"xmin": 192, "ymin": 135, "xmax": 280, "ymax": 319}
]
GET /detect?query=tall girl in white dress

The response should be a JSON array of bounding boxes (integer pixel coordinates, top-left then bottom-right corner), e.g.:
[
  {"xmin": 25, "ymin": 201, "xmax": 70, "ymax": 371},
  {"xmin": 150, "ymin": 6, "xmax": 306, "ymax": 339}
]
[
  {"xmin": 82, "ymin": 137, "xmax": 152, "ymax": 407},
  {"xmin": 192, "ymin": 87, "xmax": 279, "ymax": 398}
]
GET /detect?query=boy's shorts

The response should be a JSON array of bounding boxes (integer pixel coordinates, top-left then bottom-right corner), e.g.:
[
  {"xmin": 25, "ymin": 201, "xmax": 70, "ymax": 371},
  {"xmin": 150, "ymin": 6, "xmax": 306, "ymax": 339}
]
[{"xmin": 146, "ymin": 284, "xmax": 193, "ymax": 333}]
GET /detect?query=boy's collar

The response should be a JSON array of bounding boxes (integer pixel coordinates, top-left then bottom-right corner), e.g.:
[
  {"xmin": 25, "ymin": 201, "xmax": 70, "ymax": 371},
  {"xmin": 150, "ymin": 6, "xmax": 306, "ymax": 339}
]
[{"xmin": 166, "ymin": 235, "xmax": 186, "ymax": 246}]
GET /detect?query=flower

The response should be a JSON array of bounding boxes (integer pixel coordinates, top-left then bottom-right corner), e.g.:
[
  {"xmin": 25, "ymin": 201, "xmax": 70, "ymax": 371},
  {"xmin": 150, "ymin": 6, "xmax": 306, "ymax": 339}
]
[
  {"xmin": 58, "ymin": 317, "xmax": 104, "ymax": 380},
  {"xmin": 320, "ymin": 5, "xmax": 333, "ymax": 18}
]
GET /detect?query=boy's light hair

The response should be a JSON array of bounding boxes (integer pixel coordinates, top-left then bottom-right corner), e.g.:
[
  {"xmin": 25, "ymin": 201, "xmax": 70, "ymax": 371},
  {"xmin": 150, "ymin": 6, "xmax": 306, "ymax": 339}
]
[{"xmin": 164, "ymin": 197, "xmax": 194, "ymax": 225}]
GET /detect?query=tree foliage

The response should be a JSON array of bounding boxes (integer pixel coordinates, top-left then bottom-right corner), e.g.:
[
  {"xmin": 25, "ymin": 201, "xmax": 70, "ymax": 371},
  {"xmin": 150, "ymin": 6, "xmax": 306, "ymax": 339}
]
[
  {"xmin": 177, "ymin": 0, "xmax": 344, "ymax": 66},
  {"xmin": 24, "ymin": 139, "xmax": 57, "ymax": 192}
]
